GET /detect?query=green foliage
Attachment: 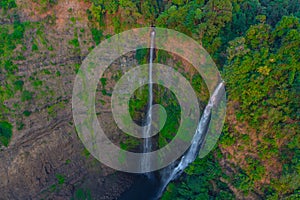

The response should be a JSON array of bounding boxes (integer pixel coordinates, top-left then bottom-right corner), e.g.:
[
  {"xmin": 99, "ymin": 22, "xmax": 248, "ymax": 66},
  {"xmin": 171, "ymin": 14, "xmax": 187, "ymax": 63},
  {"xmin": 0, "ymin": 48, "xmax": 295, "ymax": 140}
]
[
  {"xmin": 100, "ymin": 78, "xmax": 107, "ymax": 86},
  {"xmin": 42, "ymin": 69, "xmax": 51, "ymax": 75},
  {"xmin": 12, "ymin": 23, "xmax": 26, "ymax": 40},
  {"xmin": 120, "ymin": 136, "xmax": 140, "ymax": 151},
  {"xmin": 13, "ymin": 80, "xmax": 24, "ymax": 91},
  {"xmin": 89, "ymin": 0, "xmax": 122, "ymax": 25},
  {"xmin": 135, "ymin": 48, "xmax": 148, "ymax": 64},
  {"xmin": 191, "ymin": 73, "xmax": 208, "ymax": 100},
  {"xmin": 261, "ymin": 0, "xmax": 300, "ymax": 26},
  {"xmin": 65, "ymin": 159, "xmax": 71, "ymax": 164},
  {"xmin": 0, "ymin": 121, "xmax": 13, "ymax": 147},
  {"xmin": 0, "ymin": 21, "xmax": 27, "ymax": 124},
  {"xmin": 245, "ymin": 156, "xmax": 266, "ymax": 181},
  {"xmin": 128, "ymin": 82, "xmax": 181, "ymax": 149},
  {"xmin": 145, "ymin": 2, "xmax": 300, "ymax": 199},
  {"xmin": 23, "ymin": 110, "xmax": 31, "ymax": 116},
  {"xmin": 91, "ymin": 0, "xmax": 118, "ymax": 15},
  {"xmin": 140, "ymin": 0, "xmax": 157, "ymax": 22},
  {"xmin": 70, "ymin": 17, "xmax": 76, "ymax": 23},
  {"xmin": 0, "ymin": 1, "xmax": 297, "ymax": 199},
  {"xmin": 82, "ymin": 148, "xmax": 91, "ymax": 158},
  {"xmin": 156, "ymin": 87, "xmax": 181, "ymax": 148},
  {"xmin": 233, "ymin": 171, "xmax": 254, "ymax": 194},
  {"xmin": 69, "ymin": 38, "xmax": 80, "ymax": 48},
  {"xmin": 155, "ymin": 0, "xmax": 232, "ymax": 58},
  {"xmin": 172, "ymin": 0, "xmax": 185, "ymax": 6},
  {"xmin": 128, "ymin": 85, "xmax": 149, "ymax": 119},
  {"xmin": 88, "ymin": 0, "xmax": 158, "ymax": 32},
  {"xmin": 56, "ymin": 71, "xmax": 61, "ymax": 76},
  {"xmin": 112, "ymin": 16, "xmax": 121, "ymax": 33},
  {"xmin": 91, "ymin": 28, "xmax": 103, "ymax": 45},
  {"xmin": 0, "ymin": 0, "xmax": 16, "ymax": 10},
  {"xmin": 156, "ymin": 50, "xmax": 171, "ymax": 63},
  {"xmin": 32, "ymin": 0, "xmax": 57, "ymax": 11},
  {"xmin": 90, "ymin": 4, "xmax": 102, "ymax": 21},
  {"xmin": 72, "ymin": 188, "xmax": 92, "ymax": 200},
  {"xmin": 55, "ymin": 174, "xmax": 65, "ymax": 185},
  {"xmin": 1, "ymin": 22, "xmax": 25, "ymax": 74},
  {"xmin": 16, "ymin": 121, "xmax": 24, "ymax": 130},
  {"xmin": 47, "ymin": 102, "xmax": 65, "ymax": 118},
  {"xmin": 50, "ymin": 184, "xmax": 57, "ymax": 192},
  {"xmin": 31, "ymin": 43, "xmax": 39, "ymax": 51},
  {"xmin": 48, "ymin": 45, "xmax": 54, "ymax": 51},
  {"xmin": 21, "ymin": 90, "xmax": 33, "ymax": 102},
  {"xmin": 162, "ymin": 153, "xmax": 234, "ymax": 199},
  {"xmin": 223, "ymin": 15, "xmax": 300, "ymax": 198},
  {"xmin": 32, "ymin": 80, "xmax": 43, "ymax": 88},
  {"xmin": 219, "ymin": 123, "xmax": 236, "ymax": 147}
]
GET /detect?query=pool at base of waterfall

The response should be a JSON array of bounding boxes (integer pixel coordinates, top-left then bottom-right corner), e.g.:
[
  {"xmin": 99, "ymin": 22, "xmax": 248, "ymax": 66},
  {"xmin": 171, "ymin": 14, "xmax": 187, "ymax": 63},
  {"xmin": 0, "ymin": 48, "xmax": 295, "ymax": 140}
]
[{"xmin": 118, "ymin": 174, "xmax": 161, "ymax": 200}]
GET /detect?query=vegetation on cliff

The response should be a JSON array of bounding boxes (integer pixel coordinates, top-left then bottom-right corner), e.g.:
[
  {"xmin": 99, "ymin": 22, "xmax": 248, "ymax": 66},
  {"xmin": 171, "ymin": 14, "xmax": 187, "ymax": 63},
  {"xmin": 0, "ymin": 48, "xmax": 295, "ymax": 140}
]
[{"xmin": 0, "ymin": 0, "xmax": 299, "ymax": 199}]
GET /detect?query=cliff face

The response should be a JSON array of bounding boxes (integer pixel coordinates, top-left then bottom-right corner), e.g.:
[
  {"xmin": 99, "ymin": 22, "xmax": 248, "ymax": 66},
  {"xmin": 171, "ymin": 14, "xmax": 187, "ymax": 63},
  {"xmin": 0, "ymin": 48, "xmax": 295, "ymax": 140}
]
[
  {"xmin": 3, "ymin": 1, "xmax": 298, "ymax": 199},
  {"xmin": 0, "ymin": 1, "xmax": 136, "ymax": 199},
  {"xmin": 0, "ymin": 92, "xmax": 135, "ymax": 199},
  {"xmin": 0, "ymin": 113, "xmax": 133, "ymax": 199},
  {"xmin": 2, "ymin": 0, "xmax": 210, "ymax": 198}
]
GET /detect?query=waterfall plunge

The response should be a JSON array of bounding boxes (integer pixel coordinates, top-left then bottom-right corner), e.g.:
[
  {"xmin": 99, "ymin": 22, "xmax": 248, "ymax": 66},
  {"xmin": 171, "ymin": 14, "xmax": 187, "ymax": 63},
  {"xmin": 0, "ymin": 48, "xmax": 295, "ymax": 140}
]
[
  {"xmin": 138, "ymin": 29, "xmax": 225, "ymax": 198},
  {"xmin": 157, "ymin": 82, "xmax": 225, "ymax": 197},
  {"xmin": 141, "ymin": 29, "xmax": 156, "ymax": 177}
]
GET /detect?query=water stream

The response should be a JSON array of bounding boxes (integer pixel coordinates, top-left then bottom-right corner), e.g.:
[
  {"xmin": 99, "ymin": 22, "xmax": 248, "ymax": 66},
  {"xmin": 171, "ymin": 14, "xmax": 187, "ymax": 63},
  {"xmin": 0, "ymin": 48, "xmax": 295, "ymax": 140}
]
[
  {"xmin": 141, "ymin": 29, "xmax": 156, "ymax": 177},
  {"xmin": 156, "ymin": 82, "xmax": 225, "ymax": 198}
]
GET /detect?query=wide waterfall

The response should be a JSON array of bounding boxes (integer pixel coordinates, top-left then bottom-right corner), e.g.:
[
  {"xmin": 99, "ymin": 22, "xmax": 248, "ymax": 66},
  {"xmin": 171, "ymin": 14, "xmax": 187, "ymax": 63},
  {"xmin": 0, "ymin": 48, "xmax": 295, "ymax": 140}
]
[
  {"xmin": 157, "ymin": 82, "xmax": 225, "ymax": 198},
  {"xmin": 141, "ymin": 29, "xmax": 156, "ymax": 177}
]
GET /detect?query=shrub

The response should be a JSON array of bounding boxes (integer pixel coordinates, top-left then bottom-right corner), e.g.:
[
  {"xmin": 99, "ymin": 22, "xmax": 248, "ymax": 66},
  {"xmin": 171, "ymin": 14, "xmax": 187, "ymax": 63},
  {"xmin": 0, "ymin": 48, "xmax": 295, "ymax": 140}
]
[
  {"xmin": 32, "ymin": 43, "xmax": 39, "ymax": 51},
  {"xmin": 0, "ymin": 121, "xmax": 13, "ymax": 147},
  {"xmin": 14, "ymin": 80, "xmax": 24, "ymax": 91},
  {"xmin": 135, "ymin": 48, "xmax": 148, "ymax": 64},
  {"xmin": 55, "ymin": 174, "xmax": 65, "ymax": 185},
  {"xmin": 100, "ymin": 78, "xmax": 107, "ymax": 86},
  {"xmin": 73, "ymin": 188, "xmax": 92, "ymax": 200},
  {"xmin": 32, "ymin": 80, "xmax": 43, "ymax": 88},
  {"xmin": 42, "ymin": 69, "xmax": 51, "ymax": 74},
  {"xmin": 91, "ymin": 28, "xmax": 103, "ymax": 45},
  {"xmin": 69, "ymin": 38, "xmax": 80, "ymax": 48},
  {"xmin": 21, "ymin": 90, "xmax": 33, "ymax": 102},
  {"xmin": 23, "ymin": 110, "xmax": 31, "ymax": 116}
]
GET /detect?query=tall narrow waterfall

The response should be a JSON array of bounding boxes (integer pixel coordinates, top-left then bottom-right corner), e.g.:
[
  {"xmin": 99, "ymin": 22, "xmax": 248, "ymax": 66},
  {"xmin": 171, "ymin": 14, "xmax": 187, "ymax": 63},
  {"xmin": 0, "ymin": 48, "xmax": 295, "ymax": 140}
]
[
  {"xmin": 157, "ymin": 82, "xmax": 225, "ymax": 197},
  {"xmin": 141, "ymin": 29, "xmax": 156, "ymax": 177}
]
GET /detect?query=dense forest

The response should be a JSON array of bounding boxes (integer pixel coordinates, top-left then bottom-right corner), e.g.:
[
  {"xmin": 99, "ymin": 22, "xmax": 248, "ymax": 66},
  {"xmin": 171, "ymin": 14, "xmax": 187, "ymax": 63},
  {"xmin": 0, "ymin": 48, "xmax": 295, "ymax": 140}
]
[{"xmin": 0, "ymin": 0, "xmax": 299, "ymax": 199}]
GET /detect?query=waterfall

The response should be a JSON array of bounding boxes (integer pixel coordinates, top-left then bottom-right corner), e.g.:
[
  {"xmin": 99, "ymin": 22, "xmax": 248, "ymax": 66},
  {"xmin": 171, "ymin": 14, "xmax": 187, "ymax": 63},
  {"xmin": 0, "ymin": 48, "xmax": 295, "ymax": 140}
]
[
  {"xmin": 157, "ymin": 82, "xmax": 225, "ymax": 197},
  {"xmin": 141, "ymin": 29, "xmax": 156, "ymax": 177},
  {"xmin": 122, "ymin": 30, "xmax": 224, "ymax": 199}
]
